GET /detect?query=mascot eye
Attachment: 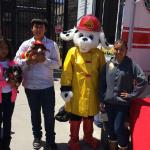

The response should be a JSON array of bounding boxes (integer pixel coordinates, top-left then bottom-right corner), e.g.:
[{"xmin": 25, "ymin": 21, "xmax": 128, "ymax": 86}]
[
  {"xmin": 79, "ymin": 33, "xmax": 83, "ymax": 37},
  {"xmin": 75, "ymin": 30, "xmax": 78, "ymax": 33},
  {"xmin": 89, "ymin": 35, "xmax": 94, "ymax": 40}
]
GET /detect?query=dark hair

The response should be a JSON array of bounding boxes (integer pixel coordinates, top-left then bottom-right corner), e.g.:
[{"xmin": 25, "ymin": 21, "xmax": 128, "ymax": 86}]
[
  {"xmin": 114, "ymin": 39, "xmax": 128, "ymax": 49},
  {"xmin": 0, "ymin": 38, "xmax": 13, "ymax": 60},
  {"xmin": 31, "ymin": 18, "xmax": 48, "ymax": 29}
]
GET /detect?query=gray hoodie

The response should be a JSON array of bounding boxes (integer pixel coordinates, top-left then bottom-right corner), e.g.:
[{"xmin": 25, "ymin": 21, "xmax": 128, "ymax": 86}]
[{"xmin": 100, "ymin": 56, "xmax": 147, "ymax": 105}]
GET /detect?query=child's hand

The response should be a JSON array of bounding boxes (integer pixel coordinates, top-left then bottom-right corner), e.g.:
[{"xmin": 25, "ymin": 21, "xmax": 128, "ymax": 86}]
[{"xmin": 120, "ymin": 90, "xmax": 129, "ymax": 99}]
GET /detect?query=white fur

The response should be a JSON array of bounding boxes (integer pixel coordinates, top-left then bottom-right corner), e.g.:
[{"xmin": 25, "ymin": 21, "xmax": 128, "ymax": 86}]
[
  {"xmin": 61, "ymin": 91, "xmax": 73, "ymax": 102},
  {"xmin": 100, "ymin": 32, "xmax": 113, "ymax": 50},
  {"xmin": 73, "ymin": 30, "xmax": 100, "ymax": 53}
]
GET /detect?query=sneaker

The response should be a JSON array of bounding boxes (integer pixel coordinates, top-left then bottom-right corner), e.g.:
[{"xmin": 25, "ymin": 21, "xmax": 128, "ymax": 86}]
[
  {"xmin": 43, "ymin": 143, "xmax": 57, "ymax": 150},
  {"xmin": 33, "ymin": 138, "xmax": 42, "ymax": 149}
]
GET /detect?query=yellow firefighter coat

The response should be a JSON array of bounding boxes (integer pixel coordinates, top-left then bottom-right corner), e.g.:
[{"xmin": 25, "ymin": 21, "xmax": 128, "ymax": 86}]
[{"xmin": 61, "ymin": 46, "xmax": 106, "ymax": 117}]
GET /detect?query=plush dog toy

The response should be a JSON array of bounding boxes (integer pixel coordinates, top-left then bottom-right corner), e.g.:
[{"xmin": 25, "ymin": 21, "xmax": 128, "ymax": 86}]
[
  {"xmin": 60, "ymin": 15, "xmax": 107, "ymax": 150},
  {"xmin": 4, "ymin": 65, "xmax": 22, "ymax": 89},
  {"xmin": 21, "ymin": 41, "xmax": 46, "ymax": 60}
]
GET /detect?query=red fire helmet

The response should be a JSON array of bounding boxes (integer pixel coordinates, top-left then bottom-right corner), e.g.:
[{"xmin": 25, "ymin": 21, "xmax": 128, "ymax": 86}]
[{"xmin": 77, "ymin": 15, "xmax": 101, "ymax": 32}]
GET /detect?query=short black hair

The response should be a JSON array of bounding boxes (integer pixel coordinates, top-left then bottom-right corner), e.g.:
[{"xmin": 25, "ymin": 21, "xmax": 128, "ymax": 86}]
[{"xmin": 31, "ymin": 18, "xmax": 48, "ymax": 29}]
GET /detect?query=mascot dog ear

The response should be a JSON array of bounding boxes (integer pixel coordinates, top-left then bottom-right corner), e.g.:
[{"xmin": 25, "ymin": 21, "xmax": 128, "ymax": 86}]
[
  {"xmin": 60, "ymin": 27, "xmax": 78, "ymax": 41},
  {"xmin": 99, "ymin": 30, "xmax": 113, "ymax": 50}
]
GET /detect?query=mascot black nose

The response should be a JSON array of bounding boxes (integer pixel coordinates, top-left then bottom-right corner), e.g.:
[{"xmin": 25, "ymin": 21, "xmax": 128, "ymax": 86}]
[
  {"xmin": 83, "ymin": 38, "xmax": 88, "ymax": 41},
  {"xmin": 63, "ymin": 31, "xmax": 67, "ymax": 34}
]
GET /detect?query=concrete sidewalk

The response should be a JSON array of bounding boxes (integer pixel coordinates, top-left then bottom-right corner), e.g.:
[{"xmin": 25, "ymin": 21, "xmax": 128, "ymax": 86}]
[{"xmin": 10, "ymin": 79, "xmax": 102, "ymax": 150}]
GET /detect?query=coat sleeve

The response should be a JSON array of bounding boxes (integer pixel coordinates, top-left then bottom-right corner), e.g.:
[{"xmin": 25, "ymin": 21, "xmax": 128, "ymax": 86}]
[
  {"xmin": 127, "ymin": 62, "xmax": 147, "ymax": 99},
  {"xmin": 61, "ymin": 48, "xmax": 75, "ymax": 86}
]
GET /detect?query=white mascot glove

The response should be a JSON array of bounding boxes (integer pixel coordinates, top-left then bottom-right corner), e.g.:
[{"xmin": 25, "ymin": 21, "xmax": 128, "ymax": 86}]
[{"xmin": 61, "ymin": 91, "xmax": 73, "ymax": 102}]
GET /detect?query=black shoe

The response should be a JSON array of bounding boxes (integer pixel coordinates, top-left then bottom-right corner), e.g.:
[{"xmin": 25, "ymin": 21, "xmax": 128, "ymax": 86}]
[
  {"xmin": 33, "ymin": 138, "xmax": 42, "ymax": 149},
  {"xmin": 43, "ymin": 143, "xmax": 57, "ymax": 150}
]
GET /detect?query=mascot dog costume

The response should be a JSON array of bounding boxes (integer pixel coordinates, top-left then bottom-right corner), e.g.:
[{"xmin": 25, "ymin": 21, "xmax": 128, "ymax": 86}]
[{"xmin": 60, "ymin": 15, "xmax": 106, "ymax": 150}]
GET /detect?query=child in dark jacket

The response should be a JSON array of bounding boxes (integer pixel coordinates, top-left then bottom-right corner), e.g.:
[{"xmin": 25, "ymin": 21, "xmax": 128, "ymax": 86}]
[{"xmin": 100, "ymin": 39, "xmax": 147, "ymax": 150}]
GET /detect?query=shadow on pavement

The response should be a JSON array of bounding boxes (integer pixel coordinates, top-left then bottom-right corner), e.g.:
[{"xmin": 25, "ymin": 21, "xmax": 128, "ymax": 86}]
[{"xmin": 56, "ymin": 140, "xmax": 103, "ymax": 150}]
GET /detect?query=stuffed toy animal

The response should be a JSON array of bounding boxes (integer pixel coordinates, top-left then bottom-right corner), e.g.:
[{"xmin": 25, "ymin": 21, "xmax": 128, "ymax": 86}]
[
  {"xmin": 21, "ymin": 41, "xmax": 46, "ymax": 60},
  {"xmin": 4, "ymin": 65, "xmax": 22, "ymax": 89},
  {"xmin": 60, "ymin": 14, "xmax": 107, "ymax": 150}
]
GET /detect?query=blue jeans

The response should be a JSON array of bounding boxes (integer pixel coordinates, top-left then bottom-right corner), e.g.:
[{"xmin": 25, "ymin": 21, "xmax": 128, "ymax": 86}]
[
  {"xmin": 25, "ymin": 87, "xmax": 55, "ymax": 145},
  {"xmin": 105, "ymin": 104, "xmax": 130, "ymax": 147},
  {"xmin": 0, "ymin": 92, "xmax": 15, "ymax": 140}
]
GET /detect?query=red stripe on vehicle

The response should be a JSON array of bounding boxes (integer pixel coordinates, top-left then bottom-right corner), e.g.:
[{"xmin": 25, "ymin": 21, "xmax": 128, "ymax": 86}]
[
  {"xmin": 132, "ymin": 33, "xmax": 150, "ymax": 44},
  {"xmin": 123, "ymin": 27, "xmax": 129, "ymax": 30},
  {"xmin": 121, "ymin": 32, "xmax": 129, "ymax": 42},
  {"xmin": 132, "ymin": 45, "xmax": 150, "ymax": 49},
  {"xmin": 123, "ymin": 26, "xmax": 150, "ymax": 31},
  {"xmin": 122, "ymin": 31, "xmax": 150, "ymax": 44},
  {"xmin": 134, "ymin": 27, "xmax": 150, "ymax": 31}
]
